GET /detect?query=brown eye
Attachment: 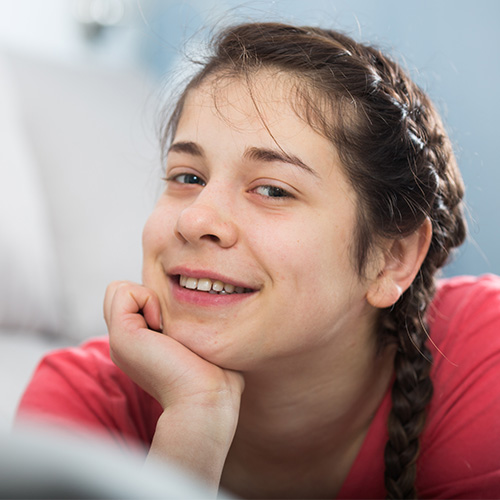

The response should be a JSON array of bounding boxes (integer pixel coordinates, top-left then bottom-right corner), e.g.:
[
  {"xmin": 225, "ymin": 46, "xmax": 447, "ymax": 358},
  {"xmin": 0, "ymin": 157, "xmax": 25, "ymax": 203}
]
[
  {"xmin": 254, "ymin": 185, "xmax": 292, "ymax": 198},
  {"xmin": 170, "ymin": 173, "xmax": 206, "ymax": 186}
]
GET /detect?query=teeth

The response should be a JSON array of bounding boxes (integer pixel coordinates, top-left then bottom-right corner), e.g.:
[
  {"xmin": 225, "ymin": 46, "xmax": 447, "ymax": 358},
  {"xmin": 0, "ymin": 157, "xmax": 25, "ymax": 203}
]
[
  {"xmin": 212, "ymin": 280, "xmax": 224, "ymax": 292},
  {"xmin": 197, "ymin": 278, "xmax": 212, "ymax": 291},
  {"xmin": 178, "ymin": 275, "xmax": 250, "ymax": 294},
  {"xmin": 185, "ymin": 277, "xmax": 198, "ymax": 290}
]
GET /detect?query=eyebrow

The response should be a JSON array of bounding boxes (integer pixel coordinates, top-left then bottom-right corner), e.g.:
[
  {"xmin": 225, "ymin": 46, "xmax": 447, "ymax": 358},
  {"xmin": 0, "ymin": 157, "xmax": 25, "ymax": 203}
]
[
  {"xmin": 168, "ymin": 141, "xmax": 319, "ymax": 178},
  {"xmin": 168, "ymin": 141, "xmax": 205, "ymax": 157},
  {"xmin": 243, "ymin": 146, "xmax": 319, "ymax": 178}
]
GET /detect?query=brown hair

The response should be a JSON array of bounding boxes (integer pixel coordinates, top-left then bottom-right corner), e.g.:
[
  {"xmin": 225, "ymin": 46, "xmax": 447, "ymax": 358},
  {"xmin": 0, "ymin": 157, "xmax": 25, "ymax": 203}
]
[{"xmin": 160, "ymin": 22, "xmax": 466, "ymax": 499}]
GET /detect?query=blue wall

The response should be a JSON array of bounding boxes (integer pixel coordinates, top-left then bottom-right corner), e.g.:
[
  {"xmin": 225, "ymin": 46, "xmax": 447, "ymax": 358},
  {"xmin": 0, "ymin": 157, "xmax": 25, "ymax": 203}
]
[{"xmin": 139, "ymin": 0, "xmax": 500, "ymax": 277}]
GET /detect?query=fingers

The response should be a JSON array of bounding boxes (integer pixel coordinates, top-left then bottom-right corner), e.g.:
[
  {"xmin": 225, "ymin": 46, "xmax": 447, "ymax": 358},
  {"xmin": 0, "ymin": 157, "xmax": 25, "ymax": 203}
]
[
  {"xmin": 103, "ymin": 282, "xmax": 244, "ymax": 414},
  {"xmin": 140, "ymin": 292, "xmax": 163, "ymax": 333},
  {"xmin": 104, "ymin": 281, "xmax": 162, "ymax": 333}
]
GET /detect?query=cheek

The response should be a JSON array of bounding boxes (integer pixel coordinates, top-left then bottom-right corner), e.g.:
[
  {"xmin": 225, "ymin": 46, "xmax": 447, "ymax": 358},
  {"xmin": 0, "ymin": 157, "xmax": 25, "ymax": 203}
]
[
  {"xmin": 141, "ymin": 216, "xmax": 160, "ymax": 259},
  {"xmin": 142, "ymin": 206, "xmax": 175, "ymax": 256},
  {"xmin": 274, "ymin": 217, "xmax": 357, "ymax": 297},
  {"xmin": 270, "ymin": 217, "xmax": 350, "ymax": 268},
  {"xmin": 141, "ymin": 208, "xmax": 176, "ymax": 287}
]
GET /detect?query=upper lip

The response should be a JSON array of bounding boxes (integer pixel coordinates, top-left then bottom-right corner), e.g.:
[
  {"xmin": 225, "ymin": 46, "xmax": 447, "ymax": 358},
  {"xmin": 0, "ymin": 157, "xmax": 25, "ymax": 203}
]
[{"xmin": 167, "ymin": 266, "xmax": 260, "ymax": 291}]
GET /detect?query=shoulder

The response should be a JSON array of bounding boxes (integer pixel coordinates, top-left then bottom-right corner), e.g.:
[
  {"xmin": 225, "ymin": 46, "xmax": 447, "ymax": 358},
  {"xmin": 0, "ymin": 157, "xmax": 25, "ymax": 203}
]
[
  {"xmin": 17, "ymin": 337, "xmax": 161, "ymax": 447},
  {"xmin": 427, "ymin": 274, "xmax": 500, "ymax": 381},
  {"xmin": 430, "ymin": 273, "xmax": 500, "ymax": 332},
  {"xmin": 42, "ymin": 336, "xmax": 113, "ymax": 368},
  {"xmin": 418, "ymin": 275, "xmax": 500, "ymax": 498},
  {"xmin": 20, "ymin": 337, "xmax": 119, "ymax": 396}
]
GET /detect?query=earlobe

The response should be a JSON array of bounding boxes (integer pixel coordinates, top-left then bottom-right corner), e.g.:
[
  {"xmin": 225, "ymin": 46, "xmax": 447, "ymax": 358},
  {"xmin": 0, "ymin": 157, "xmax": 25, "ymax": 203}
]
[
  {"xmin": 367, "ymin": 218, "xmax": 432, "ymax": 309},
  {"xmin": 367, "ymin": 277, "xmax": 403, "ymax": 309}
]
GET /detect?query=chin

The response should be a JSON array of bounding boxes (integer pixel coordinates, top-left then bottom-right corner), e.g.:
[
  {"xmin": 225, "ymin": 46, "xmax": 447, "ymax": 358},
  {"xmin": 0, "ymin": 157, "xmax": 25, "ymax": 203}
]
[{"xmin": 166, "ymin": 321, "xmax": 230, "ymax": 360}]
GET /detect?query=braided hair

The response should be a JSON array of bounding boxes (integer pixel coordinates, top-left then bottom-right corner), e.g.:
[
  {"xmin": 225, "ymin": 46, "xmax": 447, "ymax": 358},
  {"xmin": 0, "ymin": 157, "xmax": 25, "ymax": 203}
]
[{"xmin": 161, "ymin": 22, "xmax": 466, "ymax": 498}]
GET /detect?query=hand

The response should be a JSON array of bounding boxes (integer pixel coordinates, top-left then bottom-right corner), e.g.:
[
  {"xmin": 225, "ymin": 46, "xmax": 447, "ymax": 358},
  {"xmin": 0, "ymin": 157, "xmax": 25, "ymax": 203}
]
[
  {"xmin": 103, "ymin": 280, "xmax": 244, "ymax": 410},
  {"xmin": 103, "ymin": 281, "xmax": 244, "ymax": 491}
]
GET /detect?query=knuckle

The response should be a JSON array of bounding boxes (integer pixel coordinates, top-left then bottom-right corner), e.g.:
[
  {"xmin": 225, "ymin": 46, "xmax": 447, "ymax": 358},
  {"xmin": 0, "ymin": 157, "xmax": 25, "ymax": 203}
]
[{"xmin": 106, "ymin": 280, "xmax": 138, "ymax": 300}]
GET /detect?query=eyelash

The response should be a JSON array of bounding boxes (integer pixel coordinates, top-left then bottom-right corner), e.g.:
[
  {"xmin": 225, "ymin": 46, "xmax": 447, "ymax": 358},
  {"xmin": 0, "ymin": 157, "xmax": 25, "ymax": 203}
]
[
  {"xmin": 252, "ymin": 185, "xmax": 293, "ymax": 199},
  {"xmin": 165, "ymin": 173, "xmax": 295, "ymax": 200},
  {"xmin": 165, "ymin": 173, "xmax": 206, "ymax": 186}
]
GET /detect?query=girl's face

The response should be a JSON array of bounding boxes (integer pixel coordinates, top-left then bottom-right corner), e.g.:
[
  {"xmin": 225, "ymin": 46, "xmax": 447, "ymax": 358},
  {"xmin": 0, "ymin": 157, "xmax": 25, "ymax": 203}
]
[{"xmin": 142, "ymin": 74, "xmax": 380, "ymax": 371}]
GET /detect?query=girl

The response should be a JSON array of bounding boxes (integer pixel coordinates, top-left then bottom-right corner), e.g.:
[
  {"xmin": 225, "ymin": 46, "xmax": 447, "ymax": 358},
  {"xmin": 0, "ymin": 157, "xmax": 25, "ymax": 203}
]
[{"xmin": 18, "ymin": 22, "xmax": 500, "ymax": 499}]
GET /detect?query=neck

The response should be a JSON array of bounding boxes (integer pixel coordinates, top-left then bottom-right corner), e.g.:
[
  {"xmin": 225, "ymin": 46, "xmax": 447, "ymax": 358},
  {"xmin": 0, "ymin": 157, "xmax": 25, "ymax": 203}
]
[
  {"xmin": 239, "ymin": 342, "xmax": 394, "ymax": 451},
  {"xmin": 221, "ymin": 338, "xmax": 395, "ymax": 498}
]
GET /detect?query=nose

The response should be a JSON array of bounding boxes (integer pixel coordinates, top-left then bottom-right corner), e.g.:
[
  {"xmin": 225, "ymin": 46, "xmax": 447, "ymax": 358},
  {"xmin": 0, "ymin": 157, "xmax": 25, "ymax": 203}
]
[{"xmin": 174, "ymin": 189, "xmax": 238, "ymax": 248}]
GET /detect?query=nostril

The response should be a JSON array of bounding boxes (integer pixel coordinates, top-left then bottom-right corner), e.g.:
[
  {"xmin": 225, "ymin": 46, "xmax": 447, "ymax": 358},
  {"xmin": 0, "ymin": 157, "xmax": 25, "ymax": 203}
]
[{"xmin": 205, "ymin": 234, "xmax": 221, "ymax": 243}]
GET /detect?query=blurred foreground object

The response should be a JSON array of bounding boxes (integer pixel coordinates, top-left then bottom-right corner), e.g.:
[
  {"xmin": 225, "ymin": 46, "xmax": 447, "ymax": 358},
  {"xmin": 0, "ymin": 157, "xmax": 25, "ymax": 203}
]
[{"xmin": 1, "ymin": 423, "xmax": 233, "ymax": 499}]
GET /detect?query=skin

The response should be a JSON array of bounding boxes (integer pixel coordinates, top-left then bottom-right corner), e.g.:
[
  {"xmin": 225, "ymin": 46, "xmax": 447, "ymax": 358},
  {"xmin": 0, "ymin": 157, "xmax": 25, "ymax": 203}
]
[{"xmin": 104, "ymin": 71, "xmax": 431, "ymax": 498}]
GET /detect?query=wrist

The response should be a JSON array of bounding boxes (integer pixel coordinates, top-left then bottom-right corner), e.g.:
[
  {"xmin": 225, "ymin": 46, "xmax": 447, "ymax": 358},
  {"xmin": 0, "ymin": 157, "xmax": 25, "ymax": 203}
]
[
  {"xmin": 161, "ymin": 391, "xmax": 241, "ymax": 443},
  {"xmin": 147, "ymin": 403, "xmax": 240, "ymax": 493}
]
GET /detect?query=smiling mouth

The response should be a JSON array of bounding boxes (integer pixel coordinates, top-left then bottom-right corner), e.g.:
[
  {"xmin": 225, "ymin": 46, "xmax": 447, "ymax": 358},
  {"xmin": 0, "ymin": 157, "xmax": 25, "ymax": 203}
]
[{"xmin": 178, "ymin": 275, "xmax": 254, "ymax": 294}]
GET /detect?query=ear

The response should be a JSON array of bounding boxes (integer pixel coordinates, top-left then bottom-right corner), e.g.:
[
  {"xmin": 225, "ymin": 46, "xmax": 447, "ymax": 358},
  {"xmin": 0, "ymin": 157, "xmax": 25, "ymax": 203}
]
[{"xmin": 367, "ymin": 218, "xmax": 432, "ymax": 309}]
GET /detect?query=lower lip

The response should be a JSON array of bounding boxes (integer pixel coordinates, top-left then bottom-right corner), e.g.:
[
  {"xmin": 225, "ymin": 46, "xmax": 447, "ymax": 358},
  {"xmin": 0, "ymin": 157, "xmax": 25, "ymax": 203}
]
[{"xmin": 170, "ymin": 277, "xmax": 256, "ymax": 307}]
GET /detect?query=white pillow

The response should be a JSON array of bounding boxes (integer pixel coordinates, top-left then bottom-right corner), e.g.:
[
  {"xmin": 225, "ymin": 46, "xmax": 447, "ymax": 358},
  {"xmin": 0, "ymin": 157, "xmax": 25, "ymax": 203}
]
[
  {"xmin": 7, "ymin": 52, "xmax": 159, "ymax": 341},
  {"xmin": 0, "ymin": 52, "xmax": 62, "ymax": 334}
]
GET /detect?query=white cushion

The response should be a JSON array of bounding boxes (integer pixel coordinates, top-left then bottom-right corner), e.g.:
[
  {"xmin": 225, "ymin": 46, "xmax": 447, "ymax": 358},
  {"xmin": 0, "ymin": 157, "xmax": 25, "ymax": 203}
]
[
  {"xmin": 6, "ymin": 52, "xmax": 159, "ymax": 340},
  {"xmin": 0, "ymin": 52, "xmax": 61, "ymax": 334}
]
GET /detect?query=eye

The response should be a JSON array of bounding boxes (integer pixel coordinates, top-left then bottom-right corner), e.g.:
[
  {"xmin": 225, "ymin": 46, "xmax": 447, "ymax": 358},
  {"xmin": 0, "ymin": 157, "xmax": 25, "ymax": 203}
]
[
  {"xmin": 253, "ymin": 185, "xmax": 294, "ymax": 199},
  {"xmin": 167, "ymin": 173, "xmax": 206, "ymax": 186}
]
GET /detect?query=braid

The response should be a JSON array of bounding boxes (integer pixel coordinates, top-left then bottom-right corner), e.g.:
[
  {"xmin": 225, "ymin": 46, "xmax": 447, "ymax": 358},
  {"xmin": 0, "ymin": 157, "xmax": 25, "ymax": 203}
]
[
  {"xmin": 382, "ymin": 276, "xmax": 435, "ymax": 499},
  {"xmin": 367, "ymin": 53, "xmax": 466, "ymax": 497}
]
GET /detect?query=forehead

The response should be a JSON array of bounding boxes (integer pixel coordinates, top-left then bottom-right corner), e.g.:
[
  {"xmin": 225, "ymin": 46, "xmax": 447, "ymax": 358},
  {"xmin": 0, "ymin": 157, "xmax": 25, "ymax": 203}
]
[
  {"xmin": 183, "ymin": 71, "xmax": 300, "ymax": 127},
  {"xmin": 175, "ymin": 71, "xmax": 340, "ymax": 163}
]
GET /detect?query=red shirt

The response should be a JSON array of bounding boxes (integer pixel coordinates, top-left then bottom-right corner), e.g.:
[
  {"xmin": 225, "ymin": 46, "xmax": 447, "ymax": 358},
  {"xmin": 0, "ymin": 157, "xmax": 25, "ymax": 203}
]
[{"xmin": 17, "ymin": 275, "xmax": 500, "ymax": 498}]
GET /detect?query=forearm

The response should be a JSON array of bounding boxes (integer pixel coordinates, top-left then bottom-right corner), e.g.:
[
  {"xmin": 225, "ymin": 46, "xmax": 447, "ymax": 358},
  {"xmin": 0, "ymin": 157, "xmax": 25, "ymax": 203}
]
[{"xmin": 145, "ymin": 402, "xmax": 239, "ymax": 496}]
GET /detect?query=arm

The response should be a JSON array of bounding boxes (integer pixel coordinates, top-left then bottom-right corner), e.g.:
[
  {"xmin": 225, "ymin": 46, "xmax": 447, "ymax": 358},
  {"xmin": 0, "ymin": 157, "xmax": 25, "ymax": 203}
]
[
  {"xmin": 103, "ymin": 282, "xmax": 244, "ymax": 495},
  {"xmin": 146, "ymin": 399, "xmax": 240, "ymax": 491}
]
